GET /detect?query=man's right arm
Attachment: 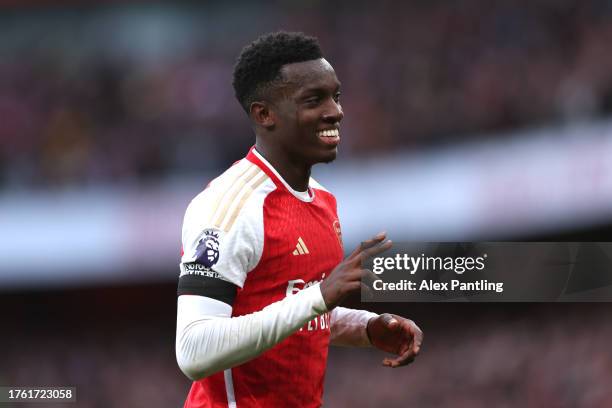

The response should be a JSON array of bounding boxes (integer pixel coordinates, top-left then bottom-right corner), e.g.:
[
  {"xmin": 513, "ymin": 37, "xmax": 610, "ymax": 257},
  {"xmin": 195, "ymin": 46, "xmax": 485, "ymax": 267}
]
[{"xmin": 176, "ymin": 284, "xmax": 327, "ymax": 380}]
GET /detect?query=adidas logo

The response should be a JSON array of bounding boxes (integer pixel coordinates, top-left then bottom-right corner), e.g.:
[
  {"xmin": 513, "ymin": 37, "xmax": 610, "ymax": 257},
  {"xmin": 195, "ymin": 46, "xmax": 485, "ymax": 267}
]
[{"xmin": 292, "ymin": 237, "xmax": 310, "ymax": 256}]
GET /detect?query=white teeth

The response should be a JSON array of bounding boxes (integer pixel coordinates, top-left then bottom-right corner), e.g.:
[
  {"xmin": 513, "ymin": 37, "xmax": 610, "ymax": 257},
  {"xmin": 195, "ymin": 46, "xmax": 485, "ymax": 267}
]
[{"xmin": 318, "ymin": 129, "xmax": 339, "ymax": 137}]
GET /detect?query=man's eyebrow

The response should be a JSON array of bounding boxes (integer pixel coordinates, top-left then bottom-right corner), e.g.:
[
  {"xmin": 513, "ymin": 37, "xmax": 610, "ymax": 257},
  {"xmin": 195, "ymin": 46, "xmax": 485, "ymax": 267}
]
[{"xmin": 300, "ymin": 82, "xmax": 342, "ymax": 95}]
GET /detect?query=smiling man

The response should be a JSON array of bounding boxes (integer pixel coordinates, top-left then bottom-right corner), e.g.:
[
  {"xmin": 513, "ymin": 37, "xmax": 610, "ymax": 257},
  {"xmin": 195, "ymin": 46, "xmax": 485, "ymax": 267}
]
[{"xmin": 176, "ymin": 31, "xmax": 423, "ymax": 408}]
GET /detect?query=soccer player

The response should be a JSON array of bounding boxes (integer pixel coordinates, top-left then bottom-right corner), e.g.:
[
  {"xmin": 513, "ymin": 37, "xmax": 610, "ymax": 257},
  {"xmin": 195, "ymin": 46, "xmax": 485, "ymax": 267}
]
[{"xmin": 176, "ymin": 31, "xmax": 423, "ymax": 407}]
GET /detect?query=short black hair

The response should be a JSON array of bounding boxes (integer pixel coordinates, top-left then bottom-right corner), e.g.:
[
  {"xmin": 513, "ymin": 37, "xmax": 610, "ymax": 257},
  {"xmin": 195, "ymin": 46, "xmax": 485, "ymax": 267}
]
[{"xmin": 232, "ymin": 31, "xmax": 323, "ymax": 113}]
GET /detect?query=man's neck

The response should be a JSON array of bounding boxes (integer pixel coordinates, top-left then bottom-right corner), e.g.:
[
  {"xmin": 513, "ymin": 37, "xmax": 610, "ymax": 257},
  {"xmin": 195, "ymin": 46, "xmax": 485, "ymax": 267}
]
[{"xmin": 254, "ymin": 144, "xmax": 311, "ymax": 192}]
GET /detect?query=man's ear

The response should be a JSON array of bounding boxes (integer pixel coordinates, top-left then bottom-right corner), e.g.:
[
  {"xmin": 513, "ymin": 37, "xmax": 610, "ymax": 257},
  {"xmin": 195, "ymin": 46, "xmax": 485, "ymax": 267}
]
[{"xmin": 250, "ymin": 101, "xmax": 275, "ymax": 129}]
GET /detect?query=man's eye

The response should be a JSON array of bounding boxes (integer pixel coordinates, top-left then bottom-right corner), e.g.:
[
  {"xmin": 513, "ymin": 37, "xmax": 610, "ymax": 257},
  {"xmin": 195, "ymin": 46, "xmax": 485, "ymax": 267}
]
[
  {"xmin": 334, "ymin": 93, "xmax": 341, "ymax": 102},
  {"xmin": 305, "ymin": 97, "xmax": 320, "ymax": 105}
]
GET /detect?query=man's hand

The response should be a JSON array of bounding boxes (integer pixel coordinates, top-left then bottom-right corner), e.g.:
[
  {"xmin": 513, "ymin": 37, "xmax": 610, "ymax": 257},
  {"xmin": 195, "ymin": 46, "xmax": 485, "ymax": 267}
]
[
  {"xmin": 320, "ymin": 232, "xmax": 392, "ymax": 310},
  {"xmin": 366, "ymin": 313, "xmax": 423, "ymax": 368}
]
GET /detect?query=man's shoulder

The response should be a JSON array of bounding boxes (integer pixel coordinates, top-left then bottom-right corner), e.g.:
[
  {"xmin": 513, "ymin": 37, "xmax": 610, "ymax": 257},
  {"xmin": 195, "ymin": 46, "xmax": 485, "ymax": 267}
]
[
  {"xmin": 181, "ymin": 158, "xmax": 273, "ymax": 284},
  {"xmin": 186, "ymin": 158, "xmax": 274, "ymax": 232}
]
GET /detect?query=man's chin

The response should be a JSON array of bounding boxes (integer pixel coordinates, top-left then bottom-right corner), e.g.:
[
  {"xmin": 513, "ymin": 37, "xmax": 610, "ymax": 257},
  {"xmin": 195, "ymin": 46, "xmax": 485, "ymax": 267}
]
[{"xmin": 317, "ymin": 149, "xmax": 337, "ymax": 164}]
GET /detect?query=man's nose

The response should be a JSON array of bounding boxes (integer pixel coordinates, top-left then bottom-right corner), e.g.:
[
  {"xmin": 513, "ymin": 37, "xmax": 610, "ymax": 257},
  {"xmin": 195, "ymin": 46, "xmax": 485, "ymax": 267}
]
[{"xmin": 323, "ymin": 100, "xmax": 343, "ymax": 123}]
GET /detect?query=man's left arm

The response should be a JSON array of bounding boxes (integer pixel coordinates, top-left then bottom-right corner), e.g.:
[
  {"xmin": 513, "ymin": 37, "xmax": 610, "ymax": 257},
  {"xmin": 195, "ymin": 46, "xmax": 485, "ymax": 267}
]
[
  {"xmin": 329, "ymin": 307, "xmax": 377, "ymax": 347},
  {"xmin": 330, "ymin": 308, "xmax": 423, "ymax": 367}
]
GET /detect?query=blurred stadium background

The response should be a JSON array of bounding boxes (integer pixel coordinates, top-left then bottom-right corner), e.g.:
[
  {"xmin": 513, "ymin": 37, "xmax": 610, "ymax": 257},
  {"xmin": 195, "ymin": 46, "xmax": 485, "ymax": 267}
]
[{"xmin": 2, "ymin": 0, "xmax": 612, "ymax": 406}]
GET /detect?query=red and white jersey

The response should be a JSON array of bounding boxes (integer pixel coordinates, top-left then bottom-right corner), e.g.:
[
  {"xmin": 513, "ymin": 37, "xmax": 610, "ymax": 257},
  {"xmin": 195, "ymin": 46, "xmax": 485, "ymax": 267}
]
[{"xmin": 180, "ymin": 146, "xmax": 344, "ymax": 408}]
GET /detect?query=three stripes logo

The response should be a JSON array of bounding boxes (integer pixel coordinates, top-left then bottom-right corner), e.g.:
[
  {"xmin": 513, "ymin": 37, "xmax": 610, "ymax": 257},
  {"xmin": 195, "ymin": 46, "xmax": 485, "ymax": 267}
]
[{"xmin": 292, "ymin": 237, "xmax": 310, "ymax": 256}]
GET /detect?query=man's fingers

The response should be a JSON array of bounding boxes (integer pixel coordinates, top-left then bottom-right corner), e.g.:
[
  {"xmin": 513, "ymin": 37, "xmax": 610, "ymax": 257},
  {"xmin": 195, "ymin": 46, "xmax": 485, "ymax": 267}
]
[
  {"xmin": 383, "ymin": 338, "xmax": 418, "ymax": 367},
  {"xmin": 358, "ymin": 239, "xmax": 393, "ymax": 264},
  {"xmin": 397, "ymin": 317, "xmax": 423, "ymax": 355},
  {"xmin": 359, "ymin": 269, "xmax": 379, "ymax": 300},
  {"xmin": 408, "ymin": 321, "xmax": 424, "ymax": 354},
  {"xmin": 381, "ymin": 317, "xmax": 424, "ymax": 368},
  {"xmin": 360, "ymin": 281, "xmax": 374, "ymax": 301},
  {"xmin": 348, "ymin": 232, "xmax": 386, "ymax": 260},
  {"xmin": 379, "ymin": 313, "xmax": 400, "ymax": 331},
  {"xmin": 382, "ymin": 350, "xmax": 416, "ymax": 368},
  {"xmin": 360, "ymin": 268, "xmax": 379, "ymax": 286},
  {"xmin": 382, "ymin": 353, "xmax": 415, "ymax": 367},
  {"xmin": 348, "ymin": 234, "xmax": 386, "ymax": 260}
]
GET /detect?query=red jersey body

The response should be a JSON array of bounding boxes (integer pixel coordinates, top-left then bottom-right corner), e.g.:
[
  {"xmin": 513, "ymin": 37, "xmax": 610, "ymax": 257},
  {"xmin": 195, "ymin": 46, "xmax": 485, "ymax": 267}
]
[{"xmin": 181, "ymin": 147, "xmax": 344, "ymax": 407}]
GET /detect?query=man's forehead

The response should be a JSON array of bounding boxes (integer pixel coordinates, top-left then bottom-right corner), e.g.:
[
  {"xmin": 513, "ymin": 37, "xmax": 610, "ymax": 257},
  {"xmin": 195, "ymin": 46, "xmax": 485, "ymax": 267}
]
[{"xmin": 279, "ymin": 58, "xmax": 339, "ymax": 88}]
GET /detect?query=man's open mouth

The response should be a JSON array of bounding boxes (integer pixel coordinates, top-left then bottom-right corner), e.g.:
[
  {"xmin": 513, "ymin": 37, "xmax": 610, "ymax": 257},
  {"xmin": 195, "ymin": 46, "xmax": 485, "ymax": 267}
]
[{"xmin": 316, "ymin": 129, "xmax": 340, "ymax": 146}]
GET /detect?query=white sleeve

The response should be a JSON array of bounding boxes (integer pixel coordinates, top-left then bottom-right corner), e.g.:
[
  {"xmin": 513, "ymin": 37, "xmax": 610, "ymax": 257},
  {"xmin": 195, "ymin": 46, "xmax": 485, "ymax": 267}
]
[
  {"xmin": 176, "ymin": 284, "xmax": 328, "ymax": 381},
  {"xmin": 180, "ymin": 181, "xmax": 265, "ymax": 288},
  {"xmin": 329, "ymin": 307, "xmax": 379, "ymax": 347}
]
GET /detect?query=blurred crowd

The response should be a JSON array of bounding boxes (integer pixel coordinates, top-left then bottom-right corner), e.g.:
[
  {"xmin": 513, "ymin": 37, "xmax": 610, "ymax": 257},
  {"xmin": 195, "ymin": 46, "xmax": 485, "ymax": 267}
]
[
  {"xmin": 1, "ymin": 0, "xmax": 612, "ymax": 188},
  {"xmin": 325, "ymin": 305, "xmax": 612, "ymax": 407},
  {"xmin": 2, "ymin": 302, "xmax": 611, "ymax": 407}
]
